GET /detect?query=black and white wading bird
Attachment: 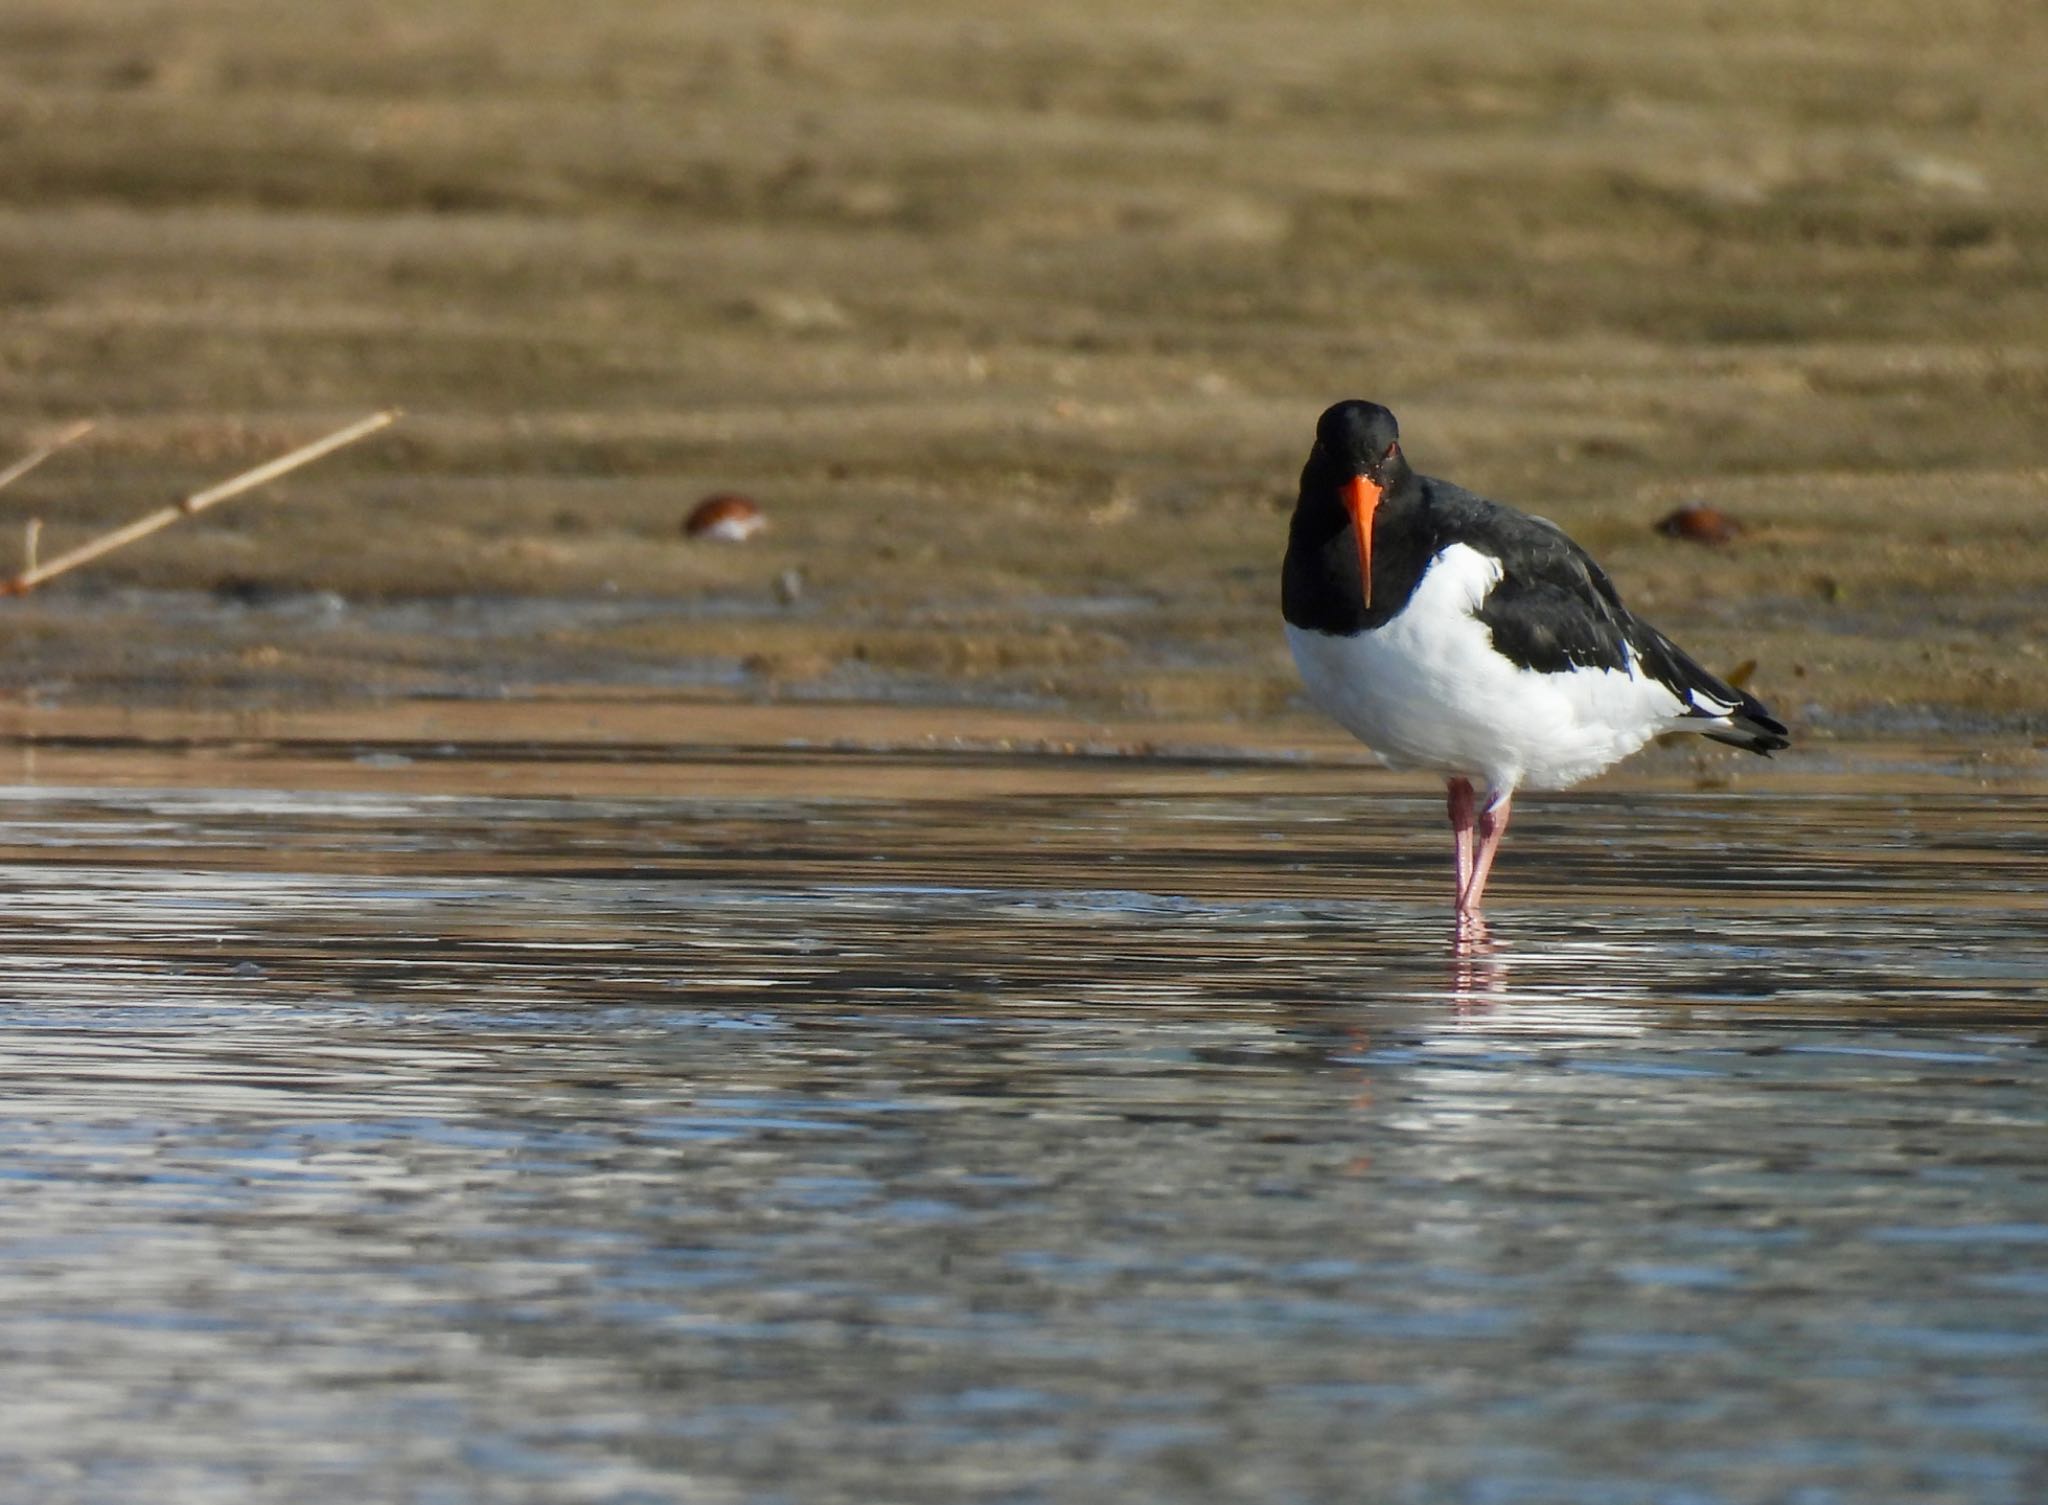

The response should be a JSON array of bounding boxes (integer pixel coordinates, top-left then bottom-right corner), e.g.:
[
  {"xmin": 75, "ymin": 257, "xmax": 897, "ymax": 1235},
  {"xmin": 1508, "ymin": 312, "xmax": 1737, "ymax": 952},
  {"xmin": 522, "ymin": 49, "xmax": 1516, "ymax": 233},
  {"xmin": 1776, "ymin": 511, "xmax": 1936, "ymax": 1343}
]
[{"xmin": 1282, "ymin": 400, "xmax": 1789, "ymax": 925}]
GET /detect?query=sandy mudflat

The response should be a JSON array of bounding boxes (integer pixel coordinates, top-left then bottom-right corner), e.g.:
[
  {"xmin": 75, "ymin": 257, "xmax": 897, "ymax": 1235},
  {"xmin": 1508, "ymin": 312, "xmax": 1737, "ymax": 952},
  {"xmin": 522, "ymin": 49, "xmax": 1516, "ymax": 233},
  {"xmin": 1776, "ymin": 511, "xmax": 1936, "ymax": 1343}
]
[{"xmin": 0, "ymin": 0, "xmax": 2043, "ymax": 736}]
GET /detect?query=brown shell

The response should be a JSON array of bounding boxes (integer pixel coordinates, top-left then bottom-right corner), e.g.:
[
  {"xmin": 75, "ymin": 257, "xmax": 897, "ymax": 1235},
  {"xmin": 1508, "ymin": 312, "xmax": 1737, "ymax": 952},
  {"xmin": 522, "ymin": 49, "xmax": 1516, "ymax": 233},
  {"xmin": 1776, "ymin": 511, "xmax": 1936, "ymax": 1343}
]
[
  {"xmin": 683, "ymin": 493, "xmax": 767, "ymax": 541},
  {"xmin": 1654, "ymin": 501, "xmax": 1745, "ymax": 546}
]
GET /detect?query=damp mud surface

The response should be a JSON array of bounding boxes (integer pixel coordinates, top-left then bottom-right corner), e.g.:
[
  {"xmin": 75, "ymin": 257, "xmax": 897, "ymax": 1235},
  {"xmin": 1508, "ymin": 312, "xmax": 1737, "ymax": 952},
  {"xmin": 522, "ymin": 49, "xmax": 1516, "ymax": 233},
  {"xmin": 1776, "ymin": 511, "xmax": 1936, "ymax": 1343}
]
[
  {"xmin": 0, "ymin": 706, "xmax": 2046, "ymax": 1502},
  {"xmin": 1, "ymin": 0, "xmax": 2046, "ymax": 730}
]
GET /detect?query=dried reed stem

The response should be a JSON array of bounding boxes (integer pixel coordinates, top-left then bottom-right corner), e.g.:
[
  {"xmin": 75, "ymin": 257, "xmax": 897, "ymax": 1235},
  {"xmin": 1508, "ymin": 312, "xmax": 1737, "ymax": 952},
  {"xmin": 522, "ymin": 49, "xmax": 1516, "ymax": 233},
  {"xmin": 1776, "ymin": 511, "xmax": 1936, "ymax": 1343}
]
[
  {"xmin": 2, "ymin": 410, "xmax": 398, "ymax": 596},
  {"xmin": 0, "ymin": 420, "xmax": 95, "ymax": 495}
]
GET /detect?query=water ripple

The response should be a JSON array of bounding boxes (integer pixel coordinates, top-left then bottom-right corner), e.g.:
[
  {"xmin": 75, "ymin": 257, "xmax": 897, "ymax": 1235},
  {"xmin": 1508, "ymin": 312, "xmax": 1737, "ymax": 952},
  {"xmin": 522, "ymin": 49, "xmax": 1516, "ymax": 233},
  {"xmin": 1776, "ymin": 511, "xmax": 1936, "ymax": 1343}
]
[{"xmin": 0, "ymin": 760, "xmax": 2043, "ymax": 1503}]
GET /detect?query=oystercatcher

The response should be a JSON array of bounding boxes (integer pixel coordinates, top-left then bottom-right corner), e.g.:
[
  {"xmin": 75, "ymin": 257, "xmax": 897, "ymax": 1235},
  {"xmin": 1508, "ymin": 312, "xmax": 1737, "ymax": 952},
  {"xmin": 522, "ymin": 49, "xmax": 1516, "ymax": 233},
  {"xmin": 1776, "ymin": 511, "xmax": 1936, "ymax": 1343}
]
[{"xmin": 1282, "ymin": 400, "xmax": 1789, "ymax": 921}]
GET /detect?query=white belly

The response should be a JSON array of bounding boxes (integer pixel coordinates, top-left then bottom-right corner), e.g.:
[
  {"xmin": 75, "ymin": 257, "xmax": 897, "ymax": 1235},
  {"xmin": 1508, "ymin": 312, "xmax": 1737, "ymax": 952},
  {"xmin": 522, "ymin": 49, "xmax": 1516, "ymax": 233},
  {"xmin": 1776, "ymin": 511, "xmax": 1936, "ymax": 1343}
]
[{"xmin": 1285, "ymin": 543, "xmax": 1688, "ymax": 797}]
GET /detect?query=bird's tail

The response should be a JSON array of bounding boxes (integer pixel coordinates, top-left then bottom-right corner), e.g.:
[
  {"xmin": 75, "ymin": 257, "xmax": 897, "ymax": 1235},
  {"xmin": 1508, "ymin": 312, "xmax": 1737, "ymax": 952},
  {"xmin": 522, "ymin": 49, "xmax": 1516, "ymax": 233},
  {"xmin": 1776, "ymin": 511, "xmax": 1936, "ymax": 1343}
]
[
  {"xmin": 1698, "ymin": 696, "xmax": 1792, "ymax": 755},
  {"xmin": 1640, "ymin": 626, "xmax": 1791, "ymax": 755}
]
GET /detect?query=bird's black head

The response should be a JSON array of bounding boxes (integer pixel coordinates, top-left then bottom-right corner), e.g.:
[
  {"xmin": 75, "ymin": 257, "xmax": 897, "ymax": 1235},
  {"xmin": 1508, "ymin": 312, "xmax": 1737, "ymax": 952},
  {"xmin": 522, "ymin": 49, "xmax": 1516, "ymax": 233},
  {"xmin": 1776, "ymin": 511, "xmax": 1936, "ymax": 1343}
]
[
  {"xmin": 1311, "ymin": 400, "xmax": 1406, "ymax": 486},
  {"xmin": 1291, "ymin": 400, "xmax": 1415, "ymax": 612}
]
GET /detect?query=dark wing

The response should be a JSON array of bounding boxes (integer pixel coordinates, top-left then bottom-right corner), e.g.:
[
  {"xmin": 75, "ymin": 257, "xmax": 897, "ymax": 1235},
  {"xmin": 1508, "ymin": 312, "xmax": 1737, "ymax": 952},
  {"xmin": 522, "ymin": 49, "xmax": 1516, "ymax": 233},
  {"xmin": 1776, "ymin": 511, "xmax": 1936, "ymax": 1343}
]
[
  {"xmin": 1447, "ymin": 492, "xmax": 1791, "ymax": 755},
  {"xmin": 1449, "ymin": 497, "xmax": 1634, "ymax": 675}
]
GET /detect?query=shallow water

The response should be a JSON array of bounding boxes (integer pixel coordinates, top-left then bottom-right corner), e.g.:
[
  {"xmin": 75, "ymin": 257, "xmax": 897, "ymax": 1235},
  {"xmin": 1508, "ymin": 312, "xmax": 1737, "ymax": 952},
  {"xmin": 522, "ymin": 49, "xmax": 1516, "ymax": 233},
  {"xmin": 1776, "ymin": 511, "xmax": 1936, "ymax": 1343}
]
[{"xmin": 1, "ymin": 721, "xmax": 2045, "ymax": 1505}]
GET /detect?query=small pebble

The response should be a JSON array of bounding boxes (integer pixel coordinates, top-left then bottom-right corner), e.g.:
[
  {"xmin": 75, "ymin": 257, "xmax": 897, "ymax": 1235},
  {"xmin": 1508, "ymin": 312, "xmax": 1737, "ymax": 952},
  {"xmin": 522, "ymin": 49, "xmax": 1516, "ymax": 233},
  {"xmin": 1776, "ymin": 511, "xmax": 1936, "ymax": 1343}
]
[
  {"xmin": 684, "ymin": 493, "xmax": 767, "ymax": 542},
  {"xmin": 1654, "ymin": 501, "xmax": 1745, "ymax": 546}
]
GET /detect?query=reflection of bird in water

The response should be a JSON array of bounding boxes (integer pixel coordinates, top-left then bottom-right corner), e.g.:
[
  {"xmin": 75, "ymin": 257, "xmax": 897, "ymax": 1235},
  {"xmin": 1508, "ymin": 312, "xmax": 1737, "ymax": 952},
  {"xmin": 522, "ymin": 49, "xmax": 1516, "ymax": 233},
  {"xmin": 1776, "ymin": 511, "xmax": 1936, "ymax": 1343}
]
[
  {"xmin": 1449, "ymin": 930, "xmax": 1507, "ymax": 1003},
  {"xmin": 1283, "ymin": 401, "xmax": 1789, "ymax": 937}
]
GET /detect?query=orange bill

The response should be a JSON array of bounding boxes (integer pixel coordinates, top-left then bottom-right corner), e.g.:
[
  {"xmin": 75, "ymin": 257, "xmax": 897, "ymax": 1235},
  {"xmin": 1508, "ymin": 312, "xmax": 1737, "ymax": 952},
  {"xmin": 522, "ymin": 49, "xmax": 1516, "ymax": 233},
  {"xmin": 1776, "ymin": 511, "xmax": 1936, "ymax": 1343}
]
[{"xmin": 1341, "ymin": 475, "xmax": 1382, "ymax": 606}]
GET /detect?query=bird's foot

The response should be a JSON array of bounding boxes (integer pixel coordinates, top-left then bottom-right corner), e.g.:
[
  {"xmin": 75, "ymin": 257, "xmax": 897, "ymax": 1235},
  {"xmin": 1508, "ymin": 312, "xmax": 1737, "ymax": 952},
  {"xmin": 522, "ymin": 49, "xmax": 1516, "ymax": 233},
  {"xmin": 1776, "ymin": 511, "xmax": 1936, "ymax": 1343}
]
[{"xmin": 1451, "ymin": 906, "xmax": 1491, "ymax": 954}]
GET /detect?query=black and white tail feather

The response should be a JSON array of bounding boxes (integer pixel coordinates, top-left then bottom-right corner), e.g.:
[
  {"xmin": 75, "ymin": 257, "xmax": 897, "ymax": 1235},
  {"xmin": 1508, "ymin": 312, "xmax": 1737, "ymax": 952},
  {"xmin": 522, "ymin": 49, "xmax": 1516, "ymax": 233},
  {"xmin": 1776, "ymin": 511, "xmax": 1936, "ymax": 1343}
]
[{"xmin": 1632, "ymin": 620, "xmax": 1791, "ymax": 754}]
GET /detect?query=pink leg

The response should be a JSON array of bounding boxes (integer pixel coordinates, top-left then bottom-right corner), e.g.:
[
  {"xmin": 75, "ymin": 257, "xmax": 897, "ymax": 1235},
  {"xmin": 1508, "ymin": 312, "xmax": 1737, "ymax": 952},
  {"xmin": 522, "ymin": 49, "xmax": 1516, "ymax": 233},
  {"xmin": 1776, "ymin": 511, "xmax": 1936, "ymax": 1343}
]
[
  {"xmin": 1446, "ymin": 778, "xmax": 1477, "ymax": 915},
  {"xmin": 1462, "ymin": 794, "xmax": 1515, "ymax": 914}
]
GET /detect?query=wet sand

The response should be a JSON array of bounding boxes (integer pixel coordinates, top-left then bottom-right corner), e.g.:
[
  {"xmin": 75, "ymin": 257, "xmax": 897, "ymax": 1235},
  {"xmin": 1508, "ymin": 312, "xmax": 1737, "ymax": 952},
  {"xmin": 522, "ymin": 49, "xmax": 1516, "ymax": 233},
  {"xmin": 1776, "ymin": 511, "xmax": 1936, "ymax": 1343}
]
[
  {"xmin": 2, "ymin": 0, "xmax": 2045, "ymax": 731},
  {"xmin": 1, "ymin": 695, "xmax": 2040, "ymax": 804}
]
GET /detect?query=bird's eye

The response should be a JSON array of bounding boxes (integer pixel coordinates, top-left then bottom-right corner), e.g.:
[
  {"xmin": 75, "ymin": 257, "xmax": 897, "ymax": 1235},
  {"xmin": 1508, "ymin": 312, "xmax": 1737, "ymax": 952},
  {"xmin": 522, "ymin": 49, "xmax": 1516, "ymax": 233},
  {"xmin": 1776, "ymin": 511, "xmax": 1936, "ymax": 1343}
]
[{"xmin": 1383, "ymin": 442, "xmax": 1399, "ymax": 460}]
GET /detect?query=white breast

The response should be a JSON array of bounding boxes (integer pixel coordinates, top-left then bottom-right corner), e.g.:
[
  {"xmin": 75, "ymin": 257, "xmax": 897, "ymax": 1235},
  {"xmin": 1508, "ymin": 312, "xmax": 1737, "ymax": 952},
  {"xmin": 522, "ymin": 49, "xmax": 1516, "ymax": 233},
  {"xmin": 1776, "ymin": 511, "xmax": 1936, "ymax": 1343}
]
[{"xmin": 1285, "ymin": 542, "xmax": 1688, "ymax": 798}]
